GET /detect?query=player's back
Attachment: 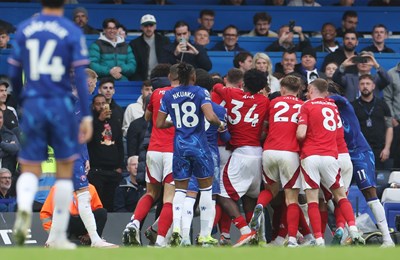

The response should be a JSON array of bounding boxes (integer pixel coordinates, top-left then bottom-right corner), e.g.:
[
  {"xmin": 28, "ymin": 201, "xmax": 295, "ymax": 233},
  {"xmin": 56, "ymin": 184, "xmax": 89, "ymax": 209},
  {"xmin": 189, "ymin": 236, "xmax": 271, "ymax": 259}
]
[
  {"xmin": 148, "ymin": 86, "xmax": 175, "ymax": 152},
  {"xmin": 299, "ymin": 98, "xmax": 339, "ymax": 159},
  {"xmin": 214, "ymin": 85, "xmax": 269, "ymax": 149},
  {"xmin": 10, "ymin": 14, "xmax": 88, "ymax": 98},
  {"xmin": 162, "ymin": 85, "xmax": 209, "ymax": 154},
  {"xmin": 264, "ymin": 95, "xmax": 303, "ymax": 152},
  {"xmin": 329, "ymin": 94, "xmax": 371, "ymax": 154}
]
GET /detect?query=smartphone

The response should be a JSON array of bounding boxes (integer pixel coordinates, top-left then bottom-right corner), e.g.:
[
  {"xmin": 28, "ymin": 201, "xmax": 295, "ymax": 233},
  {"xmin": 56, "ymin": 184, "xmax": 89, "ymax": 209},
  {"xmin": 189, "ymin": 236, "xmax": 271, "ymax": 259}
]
[
  {"xmin": 289, "ymin": 20, "xmax": 295, "ymax": 33},
  {"xmin": 352, "ymin": 56, "xmax": 369, "ymax": 64},
  {"xmin": 179, "ymin": 37, "xmax": 187, "ymax": 52}
]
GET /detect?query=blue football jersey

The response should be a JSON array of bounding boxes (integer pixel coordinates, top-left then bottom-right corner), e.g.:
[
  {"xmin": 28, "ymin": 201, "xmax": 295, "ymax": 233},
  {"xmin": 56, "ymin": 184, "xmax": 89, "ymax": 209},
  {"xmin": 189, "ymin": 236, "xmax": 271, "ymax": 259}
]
[
  {"xmin": 8, "ymin": 13, "xmax": 90, "ymax": 115},
  {"xmin": 160, "ymin": 85, "xmax": 212, "ymax": 153},
  {"xmin": 205, "ymin": 102, "xmax": 230, "ymax": 155},
  {"xmin": 330, "ymin": 94, "xmax": 371, "ymax": 154}
]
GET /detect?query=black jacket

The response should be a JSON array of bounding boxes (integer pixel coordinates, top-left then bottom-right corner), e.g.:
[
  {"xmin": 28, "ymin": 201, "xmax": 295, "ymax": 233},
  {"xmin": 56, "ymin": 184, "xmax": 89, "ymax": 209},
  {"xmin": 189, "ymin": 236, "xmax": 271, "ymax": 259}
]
[
  {"xmin": 129, "ymin": 33, "xmax": 170, "ymax": 81},
  {"xmin": 88, "ymin": 109, "xmax": 124, "ymax": 170},
  {"xmin": 0, "ymin": 126, "xmax": 19, "ymax": 174},
  {"xmin": 160, "ymin": 41, "xmax": 212, "ymax": 71}
]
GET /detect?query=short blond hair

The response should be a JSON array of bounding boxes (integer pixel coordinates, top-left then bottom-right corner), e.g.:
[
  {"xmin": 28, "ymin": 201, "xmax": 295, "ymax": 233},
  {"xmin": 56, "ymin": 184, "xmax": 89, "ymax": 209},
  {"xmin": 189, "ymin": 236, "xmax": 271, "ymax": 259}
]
[{"xmin": 85, "ymin": 68, "xmax": 98, "ymax": 79}]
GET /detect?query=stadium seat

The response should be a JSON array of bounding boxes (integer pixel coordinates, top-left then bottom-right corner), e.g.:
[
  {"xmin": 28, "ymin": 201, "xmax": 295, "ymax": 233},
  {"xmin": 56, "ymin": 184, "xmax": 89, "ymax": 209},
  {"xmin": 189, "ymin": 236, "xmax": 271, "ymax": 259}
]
[
  {"xmin": 388, "ymin": 171, "xmax": 400, "ymax": 184},
  {"xmin": 381, "ymin": 172, "xmax": 400, "ymax": 230}
]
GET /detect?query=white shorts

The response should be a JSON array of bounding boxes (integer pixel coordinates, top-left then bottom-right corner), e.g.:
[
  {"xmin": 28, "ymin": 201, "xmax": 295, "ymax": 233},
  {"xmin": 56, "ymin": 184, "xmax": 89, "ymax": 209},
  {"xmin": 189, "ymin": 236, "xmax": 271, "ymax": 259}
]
[
  {"xmin": 146, "ymin": 151, "xmax": 174, "ymax": 184},
  {"xmin": 218, "ymin": 146, "xmax": 232, "ymax": 170},
  {"xmin": 301, "ymin": 155, "xmax": 343, "ymax": 191},
  {"xmin": 220, "ymin": 146, "xmax": 262, "ymax": 200},
  {"xmin": 338, "ymin": 153, "xmax": 353, "ymax": 192},
  {"xmin": 262, "ymin": 150, "xmax": 301, "ymax": 189}
]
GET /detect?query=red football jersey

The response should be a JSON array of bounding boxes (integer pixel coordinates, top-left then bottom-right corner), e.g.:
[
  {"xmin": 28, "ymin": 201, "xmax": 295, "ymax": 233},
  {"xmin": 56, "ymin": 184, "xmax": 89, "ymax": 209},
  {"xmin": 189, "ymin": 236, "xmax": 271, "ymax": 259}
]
[
  {"xmin": 213, "ymin": 84, "xmax": 269, "ymax": 149},
  {"xmin": 147, "ymin": 86, "xmax": 175, "ymax": 152},
  {"xmin": 298, "ymin": 97, "xmax": 339, "ymax": 159},
  {"xmin": 264, "ymin": 95, "xmax": 303, "ymax": 152}
]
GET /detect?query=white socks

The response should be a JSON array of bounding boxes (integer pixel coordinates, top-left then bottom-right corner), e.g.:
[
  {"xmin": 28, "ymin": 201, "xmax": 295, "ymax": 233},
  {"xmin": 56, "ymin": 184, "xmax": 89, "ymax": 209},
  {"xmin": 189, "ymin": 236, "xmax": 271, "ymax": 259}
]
[
  {"xmin": 182, "ymin": 196, "xmax": 196, "ymax": 240},
  {"xmin": 199, "ymin": 186, "xmax": 214, "ymax": 237},
  {"xmin": 16, "ymin": 172, "xmax": 38, "ymax": 212},
  {"xmin": 47, "ymin": 179, "xmax": 73, "ymax": 242},
  {"xmin": 368, "ymin": 199, "xmax": 393, "ymax": 243},
  {"xmin": 172, "ymin": 189, "xmax": 187, "ymax": 232},
  {"xmin": 77, "ymin": 191, "xmax": 102, "ymax": 244}
]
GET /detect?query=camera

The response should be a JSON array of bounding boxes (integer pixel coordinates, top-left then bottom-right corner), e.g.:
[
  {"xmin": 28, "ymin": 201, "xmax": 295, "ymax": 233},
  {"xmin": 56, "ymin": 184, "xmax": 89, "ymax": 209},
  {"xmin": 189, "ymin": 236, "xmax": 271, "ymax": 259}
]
[
  {"xmin": 289, "ymin": 20, "xmax": 295, "ymax": 33},
  {"xmin": 352, "ymin": 55, "xmax": 370, "ymax": 64}
]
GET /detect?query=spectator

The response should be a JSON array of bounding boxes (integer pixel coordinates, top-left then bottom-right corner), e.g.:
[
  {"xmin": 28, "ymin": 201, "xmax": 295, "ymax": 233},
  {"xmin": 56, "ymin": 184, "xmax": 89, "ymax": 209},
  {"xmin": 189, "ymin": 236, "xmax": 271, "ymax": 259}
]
[
  {"xmin": 160, "ymin": 21, "xmax": 212, "ymax": 71},
  {"xmin": 295, "ymin": 47, "xmax": 326, "ymax": 84},
  {"xmin": 0, "ymin": 109, "xmax": 19, "ymax": 175},
  {"xmin": 129, "ymin": 14, "xmax": 170, "ymax": 81},
  {"xmin": 97, "ymin": 78, "xmax": 124, "ymax": 127},
  {"xmin": 0, "ymin": 27, "xmax": 12, "ymax": 49},
  {"xmin": 89, "ymin": 18, "xmax": 136, "ymax": 81},
  {"xmin": 73, "ymin": 7, "xmax": 99, "ymax": 35},
  {"xmin": 384, "ymin": 63, "xmax": 400, "ymax": 168},
  {"xmin": 252, "ymin": 52, "xmax": 280, "ymax": 93},
  {"xmin": 336, "ymin": 10, "xmax": 363, "ymax": 38},
  {"xmin": 274, "ymin": 50, "xmax": 298, "ymax": 76},
  {"xmin": 122, "ymin": 80, "xmax": 153, "ymax": 136},
  {"xmin": 146, "ymin": 0, "xmax": 173, "ymax": 4},
  {"xmin": 352, "ymin": 74, "xmax": 393, "ymax": 170},
  {"xmin": 197, "ymin": 9, "xmax": 217, "ymax": 36},
  {"xmin": 265, "ymin": 24, "xmax": 310, "ymax": 52},
  {"xmin": 324, "ymin": 62, "xmax": 338, "ymax": 79},
  {"xmin": 194, "ymin": 27, "xmax": 210, "ymax": 48},
  {"xmin": 314, "ymin": 23, "xmax": 340, "ymax": 53},
  {"xmin": 321, "ymin": 29, "xmax": 358, "ymax": 74},
  {"xmin": 287, "ymin": 0, "xmax": 321, "ymax": 6},
  {"xmin": 0, "ymin": 168, "xmax": 15, "ymax": 212},
  {"xmin": 332, "ymin": 51, "xmax": 390, "ymax": 102},
  {"xmin": 361, "ymin": 24, "xmax": 395, "ymax": 54},
  {"xmin": 0, "ymin": 81, "xmax": 18, "ymax": 135},
  {"xmin": 233, "ymin": 51, "xmax": 253, "ymax": 73},
  {"xmin": 40, "ymin": 184, "xmax": 111, "ymax": 246},
  {"xmin": 113, "ymin": 156, "xmax": 145, "ymax": 212},
  {"xmin": 88, "ymin": 94, "xmax": 124, "ymax": 212},
  {"xmin": 0, "ymin": 20, "xmax": 15, "ymax": 34},
  {"xmin": 211, "ymin": 25, "xmax": 246, "ymax": 52},
  {"xmin": 245, "ymin": 12, "xmax": 277, "ymax": 37}
]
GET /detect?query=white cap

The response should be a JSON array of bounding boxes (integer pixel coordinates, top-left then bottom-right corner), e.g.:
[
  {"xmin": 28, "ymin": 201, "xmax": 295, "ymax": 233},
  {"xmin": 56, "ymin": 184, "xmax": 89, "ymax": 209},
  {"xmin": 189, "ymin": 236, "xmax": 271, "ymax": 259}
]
[{"xmin": 140, "ymin": 14, "xmax": 156, "ymax": 26}]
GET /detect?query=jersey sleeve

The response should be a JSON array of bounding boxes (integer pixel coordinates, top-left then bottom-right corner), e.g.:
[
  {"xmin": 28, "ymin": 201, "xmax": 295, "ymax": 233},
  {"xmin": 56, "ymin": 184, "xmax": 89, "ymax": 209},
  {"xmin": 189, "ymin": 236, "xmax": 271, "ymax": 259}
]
[
  {"xmin": 200, "ymin": 89, "xmax": 212, "ymax": 107},
  {"xmin": 159, "ymin": 93, "xmax": 169, "ymax": 115},
  {"xmin": 71, "ymin": 30, "xmax": 90, "ymax": 67},
  {"xmin": 147, "ymin": 91, "xmax": 155, "ymax": 113}
]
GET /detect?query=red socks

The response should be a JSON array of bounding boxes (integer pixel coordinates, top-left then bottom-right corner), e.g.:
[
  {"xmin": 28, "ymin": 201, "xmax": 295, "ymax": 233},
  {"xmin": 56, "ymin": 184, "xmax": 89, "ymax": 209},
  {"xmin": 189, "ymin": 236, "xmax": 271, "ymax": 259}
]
[
  {"xmin": 245, "ymin": 211, "xmax": 253, "ymax": 224},
  {"xmin": 213, "ymin": 203, "xmax": 222, "ymax": 227},
  {"xmin": 338, "ymin": 198, "xmax": 356, "ymax": 226},
  {"xmin": 298, "ymin": 206, "xmax": 311, "ymax": 236},
  {"xmin": 233, "ymin": 216, "xmax": 248, "ymax": 230},
  {"xmin": 320, "ymin": 210, "xmax": 328, "ymax": 236},
  {"xmin": 307, "ymin": 202, "xmax": 322, "ymax": 239},
  {"xmin": 133, "ymin": 194, "xmax": 154, "ymax": 222},
  {"xmin": 157, "ymin": 202, "xmax": 172, "ymax": 237},
  {"xmin": 219, "ymin": 211, "xmax": 232, "ymax": 234},
  {"xmin": 257, "ymin": 189, "xmax": 274, "ymax": 208},
  {"xmin": 334, "ymin": 205, "xmax": 345, "ymax": 229},
  {"xmin": 287, "ymin": 203, "xmax": 300, "ymax": 238}
]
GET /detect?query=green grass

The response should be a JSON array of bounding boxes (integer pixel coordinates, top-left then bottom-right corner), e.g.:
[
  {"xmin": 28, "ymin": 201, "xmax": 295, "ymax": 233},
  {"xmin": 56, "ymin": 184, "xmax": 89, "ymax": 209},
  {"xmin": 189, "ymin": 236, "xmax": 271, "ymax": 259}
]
[{"xmin": 0, "ymin": 246, "xmax": 399, "ymax": 260}]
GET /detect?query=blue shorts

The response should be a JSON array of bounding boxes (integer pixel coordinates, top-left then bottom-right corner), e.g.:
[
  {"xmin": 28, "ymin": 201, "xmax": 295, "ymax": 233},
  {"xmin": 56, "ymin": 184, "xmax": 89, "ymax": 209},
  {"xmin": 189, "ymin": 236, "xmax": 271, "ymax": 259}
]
[
  {"xmin": 73, "ymin": 156, "xmax": 89, "ymax": 191},
  {"xmin": 173, "ymin": 145, "xmax": 214, "ymax": 181},
  {"xmin": 351, "ymin": 150, "xmax": 376, "ymax": 190},
  {"xmin": 187, "ymin": 151, "xmax": 220, "ymax": 194},
  {"xmin": 19, "ymin": 97, "xmax": 79, "ymax": 163}
]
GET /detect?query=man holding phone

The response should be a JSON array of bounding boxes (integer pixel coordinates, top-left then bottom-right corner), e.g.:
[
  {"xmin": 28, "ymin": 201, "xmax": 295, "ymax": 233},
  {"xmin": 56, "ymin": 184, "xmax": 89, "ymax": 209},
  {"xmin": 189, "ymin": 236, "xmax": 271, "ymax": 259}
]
[
  {"xmin": 332, "ymin": 51, "xmax": 391, "ymax": 102},
  {"xmin": 265, "ymin": 22, "xmax": 310, "ymax": 52}
]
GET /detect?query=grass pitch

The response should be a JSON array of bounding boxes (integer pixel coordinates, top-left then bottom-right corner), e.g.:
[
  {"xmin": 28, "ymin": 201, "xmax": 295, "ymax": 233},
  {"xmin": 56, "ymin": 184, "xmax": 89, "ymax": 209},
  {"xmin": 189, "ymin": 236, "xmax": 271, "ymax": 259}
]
[{"xmin": 1, "ymin": 246, "xmax": 399, "ymax": 260}]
